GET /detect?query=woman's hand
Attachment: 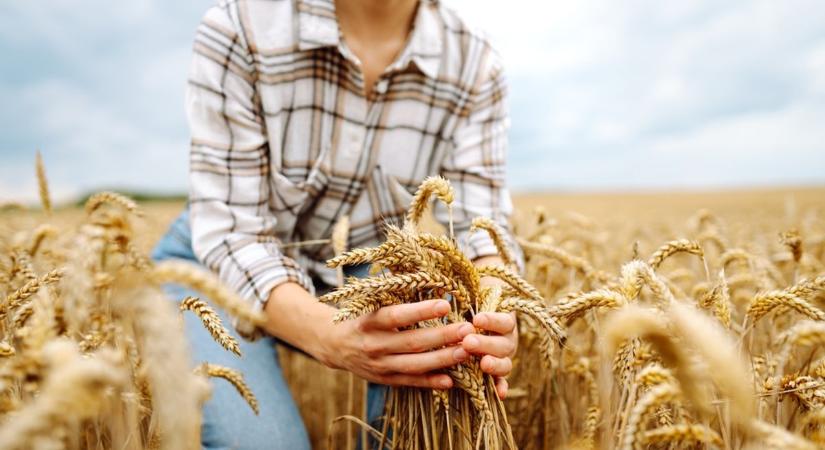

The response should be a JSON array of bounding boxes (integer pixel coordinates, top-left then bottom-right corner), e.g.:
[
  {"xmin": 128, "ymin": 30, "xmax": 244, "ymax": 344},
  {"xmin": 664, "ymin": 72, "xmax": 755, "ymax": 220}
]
[
  {"xmin": 462, "ymin": 312, "xmax": 518, "ymax": 399},
  {"xmin": 319, "ymin": 299, "xmax": 476, "ymax": 389}
]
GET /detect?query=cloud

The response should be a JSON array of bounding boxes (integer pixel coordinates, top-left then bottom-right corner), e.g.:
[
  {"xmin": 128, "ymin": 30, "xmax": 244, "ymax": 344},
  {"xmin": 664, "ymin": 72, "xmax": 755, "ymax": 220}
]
[
  {"xmin": 0, "ymin": 0, "xmax": 823, "ymax": 200},
  {"xmin": 0, "ymin": 1, "xmax": 210, "ymax": 203},
  {"xmin": 448, "ymin": 0, "xmax": 825, "ymax": 190}
]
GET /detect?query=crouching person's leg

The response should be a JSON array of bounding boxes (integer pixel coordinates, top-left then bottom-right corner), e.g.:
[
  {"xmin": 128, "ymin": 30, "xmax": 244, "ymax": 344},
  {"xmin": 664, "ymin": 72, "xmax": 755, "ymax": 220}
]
[{"xmin": 152, "ymin": 209, "xmax": 311, "ymax": 450}]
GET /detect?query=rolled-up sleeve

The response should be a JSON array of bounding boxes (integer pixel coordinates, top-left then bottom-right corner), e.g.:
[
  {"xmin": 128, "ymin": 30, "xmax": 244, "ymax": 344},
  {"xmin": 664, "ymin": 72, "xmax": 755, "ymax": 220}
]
[
  {"xmin": 186, "ymin": 6, "xmax": 313, "ymax": 337},
  {"xmin": 437, "ymin": 52, "xmax": 524, "ymax": 271}
]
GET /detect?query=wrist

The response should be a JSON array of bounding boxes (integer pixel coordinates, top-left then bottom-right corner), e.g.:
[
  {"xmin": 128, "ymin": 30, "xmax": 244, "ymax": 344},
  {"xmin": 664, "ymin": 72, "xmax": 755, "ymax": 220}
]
[
  {"xmin": 310, "ymin": 309, "xmax": 341, "ymax": 368},
  {"xmin": 263, "ymin": 281, "xmax": 339, "ymax": 365}
]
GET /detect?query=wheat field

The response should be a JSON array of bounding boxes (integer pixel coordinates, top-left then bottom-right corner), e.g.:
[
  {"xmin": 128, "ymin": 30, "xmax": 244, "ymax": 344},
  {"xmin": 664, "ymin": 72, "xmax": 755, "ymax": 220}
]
[{"xmin": 0, "ymin": 161, "xmax": 823, "ymax": 449}]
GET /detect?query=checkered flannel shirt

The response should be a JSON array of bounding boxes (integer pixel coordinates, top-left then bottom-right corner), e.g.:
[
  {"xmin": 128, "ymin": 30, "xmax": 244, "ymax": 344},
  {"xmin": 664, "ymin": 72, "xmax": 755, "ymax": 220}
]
[{"xmin": 187, "ymin": 0, "xmax": 521, "ymax": 336}]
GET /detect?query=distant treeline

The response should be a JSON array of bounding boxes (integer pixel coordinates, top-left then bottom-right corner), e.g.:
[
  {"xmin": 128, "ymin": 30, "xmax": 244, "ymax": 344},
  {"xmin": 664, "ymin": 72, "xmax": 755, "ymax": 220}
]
[{"xmin": 73, "ymin": 190, "xmax": 187, "ymax": 207}]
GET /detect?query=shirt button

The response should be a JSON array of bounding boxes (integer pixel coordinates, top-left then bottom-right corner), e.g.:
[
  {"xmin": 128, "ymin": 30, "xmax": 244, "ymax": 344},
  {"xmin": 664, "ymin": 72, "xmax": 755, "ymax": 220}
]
[
  {"xmin": 348, "ymin": 131, "xmax": 362, "ymax": 156},
  {"xmin": 376, "ymin": 80, "xmax": 388, "ymax": 94}
]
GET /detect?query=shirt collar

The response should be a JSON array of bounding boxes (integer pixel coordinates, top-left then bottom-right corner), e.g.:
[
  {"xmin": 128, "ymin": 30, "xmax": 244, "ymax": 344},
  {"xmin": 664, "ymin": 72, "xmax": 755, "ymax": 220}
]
[{"xmin": 297, "ymin": 0, "xmax": 442, "ymax": 79}]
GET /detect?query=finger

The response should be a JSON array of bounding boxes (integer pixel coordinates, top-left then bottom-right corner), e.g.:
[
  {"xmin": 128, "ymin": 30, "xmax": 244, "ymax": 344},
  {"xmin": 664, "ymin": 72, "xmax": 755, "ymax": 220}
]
[
  {"xmin": 462, "ymin": 334, "xmax": 516, "ymax": 358},
  {"xmin": 480, "ymin": 354, "xmax": 513, "ymax": 377},
  {"xmin": 376, "ymin": 373, "xmax": 454, "ymax": 390},
  {"xmin": 473, "ymin": 312, "xmax": 516, "ymax": 335},
  {"xmin": 372, "ymin": 322, "xmax": 475, "ymax": 354},
  {"xmin": 380, "ymin": 346, "xmax": 469, "ymax": 375},
  {"xmin": 368, "ymin": 299, "xmax": 451, "ymax": 330},
  {"xmin": 495, "ymin": 377, "xmax": 508, "ymax": 399}
]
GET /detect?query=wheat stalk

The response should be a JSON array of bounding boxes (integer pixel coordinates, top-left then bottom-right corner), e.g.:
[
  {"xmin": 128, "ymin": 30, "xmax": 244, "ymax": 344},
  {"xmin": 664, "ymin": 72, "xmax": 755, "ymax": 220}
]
[{"xmin": 149, "ymin": 260, "xmax": 267, "ymax": 335}]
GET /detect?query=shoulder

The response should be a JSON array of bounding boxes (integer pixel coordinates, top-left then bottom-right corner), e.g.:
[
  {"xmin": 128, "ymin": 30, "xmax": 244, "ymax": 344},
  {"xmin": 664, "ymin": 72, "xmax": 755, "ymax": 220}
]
[
  {"xmin": 434, "ymin": 2, "xmax": 505, "ymax": 86},
  {"xmin": 198, "ymin": 0, "xmax": 299, "ymax": 55}
]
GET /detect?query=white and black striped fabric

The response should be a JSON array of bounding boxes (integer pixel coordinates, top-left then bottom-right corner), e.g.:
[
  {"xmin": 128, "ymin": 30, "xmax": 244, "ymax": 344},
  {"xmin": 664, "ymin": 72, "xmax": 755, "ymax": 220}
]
[{"xmin": 187, "ymin": 0, "xmax": 519, "ymax": 335}]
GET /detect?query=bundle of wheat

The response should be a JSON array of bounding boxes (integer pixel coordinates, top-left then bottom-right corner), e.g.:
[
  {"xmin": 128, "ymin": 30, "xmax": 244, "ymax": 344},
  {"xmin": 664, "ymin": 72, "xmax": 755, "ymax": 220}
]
[{"xmin": 320, "ymin": 177, "xmax": 564, "ymax": 449}]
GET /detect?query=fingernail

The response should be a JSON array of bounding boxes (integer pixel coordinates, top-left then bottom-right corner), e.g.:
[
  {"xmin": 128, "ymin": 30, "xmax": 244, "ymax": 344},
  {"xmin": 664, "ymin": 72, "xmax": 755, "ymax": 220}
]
[
  {"xmin": 439, "ymin": 377, "xmax": 452, "ymax": 389},
  {"xmin": 474, "ymin": 314, "xmax": 487, "ymax": 327},
  {"xmin": 433, "ymin": 301, "xmax": 450, "ymax": 316},
  {"xmin": 458, "ymin": 323, "xmax": 474, "ymax": 338},
  {"xmin": 465, "ymin": 335, "xmax": 479, "ymax": 349},
  {"xmin": 453, "ymin": 347, "xmax": 468, "ymax": 361}
]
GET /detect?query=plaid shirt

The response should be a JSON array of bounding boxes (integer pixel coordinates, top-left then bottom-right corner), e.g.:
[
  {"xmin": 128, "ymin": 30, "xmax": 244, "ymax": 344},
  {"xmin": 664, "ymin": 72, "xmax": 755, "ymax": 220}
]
[{"xmin": 188, "ymin": 0, "xmax": 519, "ymax": 334}]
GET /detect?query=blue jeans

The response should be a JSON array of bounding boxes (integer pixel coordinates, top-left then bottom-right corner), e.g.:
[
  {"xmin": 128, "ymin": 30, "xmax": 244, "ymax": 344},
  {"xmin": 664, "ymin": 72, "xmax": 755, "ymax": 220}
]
[{"xmin": 151, "ymin": 209, "xmax": 386, "ymax": 450}]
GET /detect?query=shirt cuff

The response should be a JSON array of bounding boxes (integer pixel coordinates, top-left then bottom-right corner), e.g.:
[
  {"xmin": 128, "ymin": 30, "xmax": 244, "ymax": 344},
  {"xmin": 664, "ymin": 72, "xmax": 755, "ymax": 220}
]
[{"xmin": 217, "ymin": 242, "xmax": 315, "ymax": 340}]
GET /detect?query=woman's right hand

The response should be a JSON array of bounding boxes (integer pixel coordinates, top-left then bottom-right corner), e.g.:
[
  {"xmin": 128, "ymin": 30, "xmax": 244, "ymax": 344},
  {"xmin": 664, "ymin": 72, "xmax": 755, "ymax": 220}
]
[{"xmin": 318, "ymin": 299, "xmax": 475, "ymax": 389}]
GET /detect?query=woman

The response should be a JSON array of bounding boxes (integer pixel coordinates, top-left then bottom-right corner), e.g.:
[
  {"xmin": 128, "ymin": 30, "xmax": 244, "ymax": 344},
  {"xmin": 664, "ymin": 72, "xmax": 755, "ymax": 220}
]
[{"xmin": 152, "ymin": 0, "xmax": 521, "ymax": 448}]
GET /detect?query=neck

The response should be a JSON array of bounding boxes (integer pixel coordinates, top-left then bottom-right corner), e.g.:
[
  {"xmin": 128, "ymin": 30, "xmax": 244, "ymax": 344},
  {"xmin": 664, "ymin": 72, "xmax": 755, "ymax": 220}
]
[{"xmin": 335, "ymin": 0, "xmax": 419, "ymax": 40}]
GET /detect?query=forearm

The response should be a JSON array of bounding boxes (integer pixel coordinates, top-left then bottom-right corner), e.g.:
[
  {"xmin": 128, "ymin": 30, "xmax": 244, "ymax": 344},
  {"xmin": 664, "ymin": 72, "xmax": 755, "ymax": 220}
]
[
  {"xmin": 473, "ymin": 254, "xmax": 506, "ymax": 269},
  {"xmin": 262, "ymin": 282, "xmax": 337, "ymax": 365}
]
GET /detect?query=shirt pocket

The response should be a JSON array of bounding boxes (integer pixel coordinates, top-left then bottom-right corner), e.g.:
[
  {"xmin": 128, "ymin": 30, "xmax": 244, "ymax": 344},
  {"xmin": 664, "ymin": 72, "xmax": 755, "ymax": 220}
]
[
  {"xmin": 383, "ymin": 171, "xmax": 418, "ymax": 225},
  {"xmin": 269, "ymin": 143, "xmax": 331, "ymax": 234}
]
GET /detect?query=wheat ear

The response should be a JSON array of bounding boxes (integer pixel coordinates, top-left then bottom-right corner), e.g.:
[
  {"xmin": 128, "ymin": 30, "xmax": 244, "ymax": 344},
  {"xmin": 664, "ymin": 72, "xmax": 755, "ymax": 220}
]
[
  {"xmin": 619, "ymin": 260, "xmax": 676, "ymax": 305},
  {"xmin": 551, "ymin": 289, "xmax": 626, "ymax": 320},
  {"xmin": 0, "ymin": 341, "xmax": 127, "ymax": 450},
  {"xmin": 447, "ymin": 362, "xmax": 491, "ymax": 422},
  {"xmin": 35, "ymin": 151, "xmax": 52, "ymax": 215},
  {"xmin": 635, "ymin": 363, "xmax": 676, "ymax": 388},
  {"xmin": 780, "ymin": 229, "xmax": 803, "ymax": 263},
  {"xmin": 84, "ymin": 191, "xmax": 141, "ymax": 216},
  {"xmin": 517, "ymin": 237, "xmax": 603, "ymax": 282},
  {"xmin": 470, "ymin": 217, "xmax": 516, "ymax": 267},
  {"xmin": 476, "ymin": 265, "xmax": 542, "ymax": 301},
  {"xmin": 28, "ymin": 224, "xmax": 57, "ymax": 256},
  {"xmin": 603, "ymin": 306, "xmax": 711, "ymax": 415},
  {"xmin": 667, "ymin": 301, "xmax": 755, "ymax": 422},
  {"xmin": 747, "ymin": 291, "xmax": 825, "ymax": 323},
  {"xmin": 0, "ymin": 342, "xmax": 15, "ymax": 357},
  {"xmin": 641, "ymin": 423, "xmax": 722, "ymax": 447},
  {"xmin": 747, "ymin": 419, "xmax": 818, "ymax": 450},
  {"xmin": 1, "ymin": 268, "xmax": 64, "ymax": 320},
  {"xmin": 333, "ymin": 292, "xmax": 401, "ymax": 323},
  {"xmin": 698, "ymin": 269, "xmax": 732, "ymax": 328},
  {"xmin": 198, "ymin": 363, "xmax": 259, "ymax": 415},
  {"xmin": 319, "ymin": 271, "xmax": 458, "ymax": 306},
  {"xmin": 498, "ymin": 297, "xmax": 565, "ymax": 343},
  {"xmin": 405, "ymin": 176, "xmax": 454, "ymax": 227},
  {"xmin": 180, "ymin": 296, "xmax": 241, "ymax": 356},
  {"xmin": 623, "ymin": 382, "xmax": 682, "ymax": 450},
  {"xmin": 647, "ymin": 239, "xmax": 704, "ymax": 270}
]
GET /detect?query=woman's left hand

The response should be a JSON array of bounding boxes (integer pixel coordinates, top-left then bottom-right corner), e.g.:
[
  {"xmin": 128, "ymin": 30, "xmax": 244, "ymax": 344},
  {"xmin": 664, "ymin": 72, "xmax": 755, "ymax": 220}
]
[{"xmin": 460, "ymin": 311, "xmax": 517, "ymax": 399}]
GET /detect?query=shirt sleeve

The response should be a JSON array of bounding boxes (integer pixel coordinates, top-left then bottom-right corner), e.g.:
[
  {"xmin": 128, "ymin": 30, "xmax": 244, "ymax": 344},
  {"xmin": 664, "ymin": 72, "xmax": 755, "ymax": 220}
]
[
  {"xmin": 436, "ymin": 51, "xmax": 525, "ymax": 272},
  {"xmin": 186, "ymin": 5, "xmax": 314, "ymax": 338}
]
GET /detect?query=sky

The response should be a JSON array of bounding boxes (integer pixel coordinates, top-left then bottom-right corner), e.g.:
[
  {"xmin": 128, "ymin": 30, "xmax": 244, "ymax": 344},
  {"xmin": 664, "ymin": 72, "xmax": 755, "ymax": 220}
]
[{"xmin": 1, "ymin": 0, "xmax": 824, "ymax": 203}]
